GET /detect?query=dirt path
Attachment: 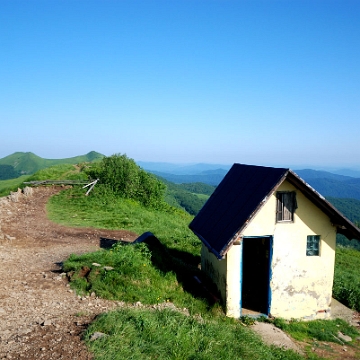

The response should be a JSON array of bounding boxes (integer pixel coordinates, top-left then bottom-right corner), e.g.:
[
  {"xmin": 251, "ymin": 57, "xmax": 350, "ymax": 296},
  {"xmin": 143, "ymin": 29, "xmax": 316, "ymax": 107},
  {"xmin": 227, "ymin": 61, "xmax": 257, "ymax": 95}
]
[{"xmin": 0, "ymin": 187, "xmax": 138, "ymax": 359}]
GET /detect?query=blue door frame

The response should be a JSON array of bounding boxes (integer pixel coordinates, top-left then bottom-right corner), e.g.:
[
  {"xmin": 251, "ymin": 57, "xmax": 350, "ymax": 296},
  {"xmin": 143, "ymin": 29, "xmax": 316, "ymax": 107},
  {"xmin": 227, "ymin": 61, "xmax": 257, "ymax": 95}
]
[{"xmin": 239, "ymin": 236, "xmax": 273, "ymax": 317}]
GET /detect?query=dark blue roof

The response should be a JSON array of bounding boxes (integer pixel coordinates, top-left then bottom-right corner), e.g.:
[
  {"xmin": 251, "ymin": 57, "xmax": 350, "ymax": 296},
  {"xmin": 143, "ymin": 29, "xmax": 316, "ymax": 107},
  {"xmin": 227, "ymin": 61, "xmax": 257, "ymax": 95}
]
[
  {"xmin": 189, "ymin": 164, "xmax": 288, "ymax": 258},
  {"xmin": 190, "ymin": 163, "xmax": 360, "ymax": 259}
]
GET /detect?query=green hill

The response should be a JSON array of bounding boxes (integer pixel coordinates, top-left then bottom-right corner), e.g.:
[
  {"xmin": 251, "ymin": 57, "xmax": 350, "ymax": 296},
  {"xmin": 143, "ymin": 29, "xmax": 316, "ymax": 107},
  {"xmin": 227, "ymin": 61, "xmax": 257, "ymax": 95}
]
[
  {"xmin": 0, "ymin": 151, "xmax": 104, "ymax": 176},
  {"xmin": 0, "ymin": 164, "xmax": 20, "ymax": 180}
]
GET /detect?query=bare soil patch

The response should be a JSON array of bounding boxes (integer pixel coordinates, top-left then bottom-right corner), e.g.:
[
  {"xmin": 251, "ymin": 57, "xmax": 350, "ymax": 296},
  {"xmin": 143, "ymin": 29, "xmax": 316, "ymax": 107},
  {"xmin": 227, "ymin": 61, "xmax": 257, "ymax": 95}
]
[{"xmin": 0, "ymin": 186, "xmax": 138, "ymax": 359}]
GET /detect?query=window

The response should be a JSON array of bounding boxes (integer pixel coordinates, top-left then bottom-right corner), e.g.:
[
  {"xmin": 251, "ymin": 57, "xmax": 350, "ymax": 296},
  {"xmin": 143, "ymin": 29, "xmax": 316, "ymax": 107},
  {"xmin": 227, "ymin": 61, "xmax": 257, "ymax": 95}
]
[
  {"xmin": 306, "ymin": 235, "xmax": 320, "ymax": 256},
  {"xmin": 276, "ymin": 191, "xmax": 297, "ymax": 222}
]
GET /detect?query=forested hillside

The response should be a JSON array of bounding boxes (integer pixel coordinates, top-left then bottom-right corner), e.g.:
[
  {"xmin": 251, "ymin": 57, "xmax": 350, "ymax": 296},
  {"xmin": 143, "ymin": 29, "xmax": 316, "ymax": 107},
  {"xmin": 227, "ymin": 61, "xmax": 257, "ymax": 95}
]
[
  {"xmin": 326, "ymin": 197, "xmax": 360, "ymax": 250},
  {"xmin": 0, "ymin": 165, "xmax": 20, "ymax": 180},
  {"xmin": 160, "ymin": 178, "xmax": 214, "ymax": 215},
  {"xmin": 149, "ymin": 169, "xmax": 227, "ymax": 186},
  {"xmin": 292, "ymin": 169, "xmax": 360, "ymax": 200},
  {"xmin": 306, "ymin": 178, "xmax": 360, "ymax": 200},
  {"xmin": 326, "ymin": 197, "xmax": 360, "ymax": 224}
]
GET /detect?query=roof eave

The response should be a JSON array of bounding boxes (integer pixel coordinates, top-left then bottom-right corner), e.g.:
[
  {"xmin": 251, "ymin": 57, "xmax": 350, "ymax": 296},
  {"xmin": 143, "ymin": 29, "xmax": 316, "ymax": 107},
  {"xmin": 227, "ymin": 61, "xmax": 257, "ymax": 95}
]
[
  {"xmin": 218, "ymin": 170, "xmax": 290, "ymax": 258},
  {"xmin": 190, "ymin": 229, "xmax": 224, "ymax": 260}
]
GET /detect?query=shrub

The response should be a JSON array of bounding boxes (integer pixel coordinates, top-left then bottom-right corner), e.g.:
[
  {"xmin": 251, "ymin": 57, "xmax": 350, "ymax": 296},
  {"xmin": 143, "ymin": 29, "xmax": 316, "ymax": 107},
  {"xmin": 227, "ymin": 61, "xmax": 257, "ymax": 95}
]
[{"xmin": 86, "ymin": 154, "xmax": 166, "ymax": 208}]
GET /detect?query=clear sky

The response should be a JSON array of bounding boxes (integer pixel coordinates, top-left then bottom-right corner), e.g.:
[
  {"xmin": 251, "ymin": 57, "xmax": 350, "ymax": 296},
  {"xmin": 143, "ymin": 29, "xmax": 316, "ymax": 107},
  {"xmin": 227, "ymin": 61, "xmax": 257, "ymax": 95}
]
[{"xmin": 1, "ymin": 0, "xmax": 359, "ymax": 169}]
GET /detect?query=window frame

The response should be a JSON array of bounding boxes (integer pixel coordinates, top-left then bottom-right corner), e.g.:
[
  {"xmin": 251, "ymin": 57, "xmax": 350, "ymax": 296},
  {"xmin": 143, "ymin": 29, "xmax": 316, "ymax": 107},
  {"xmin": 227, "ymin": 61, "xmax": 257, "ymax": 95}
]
[
  {"xmin": 276, "ymin": 191, "xmax": 297, "ymax": 223},
  {"xmin": 306, "ymin": 235, "xmax": 320, "ymax": 256}
]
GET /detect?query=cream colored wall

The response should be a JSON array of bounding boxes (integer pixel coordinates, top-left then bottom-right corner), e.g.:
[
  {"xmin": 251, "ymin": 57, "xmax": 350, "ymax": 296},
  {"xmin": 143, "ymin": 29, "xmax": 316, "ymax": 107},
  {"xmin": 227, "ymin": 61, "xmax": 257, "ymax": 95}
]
[
  {"xmin": 225, "ymin": 244, "xmax": 242, "ymax": 318},
  {"xmin": 201, "ymin": 244, "xmax": 242, "ymax": 318},
  {"xmin": 241, "ymin": 180, "xmax": 336, "ymax": 319}
]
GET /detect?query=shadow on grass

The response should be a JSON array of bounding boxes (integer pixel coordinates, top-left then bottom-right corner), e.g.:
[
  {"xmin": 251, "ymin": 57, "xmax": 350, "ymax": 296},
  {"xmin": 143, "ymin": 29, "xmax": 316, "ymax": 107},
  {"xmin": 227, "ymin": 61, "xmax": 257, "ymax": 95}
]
[
  {"xmin": 99, "ymin": 237, "xmax": 118, "ymax": 249},
  {"xmin": 112, "ymin": 232, "xmax": 221, "ymax": 308}
]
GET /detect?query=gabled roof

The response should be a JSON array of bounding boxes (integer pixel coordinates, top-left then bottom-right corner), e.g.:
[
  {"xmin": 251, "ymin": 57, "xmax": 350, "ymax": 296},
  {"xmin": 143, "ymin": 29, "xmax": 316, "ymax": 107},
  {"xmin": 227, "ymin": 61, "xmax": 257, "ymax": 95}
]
[{"xmin": 189, "ymin": 163, "xmax": 360, "ymax": 259}]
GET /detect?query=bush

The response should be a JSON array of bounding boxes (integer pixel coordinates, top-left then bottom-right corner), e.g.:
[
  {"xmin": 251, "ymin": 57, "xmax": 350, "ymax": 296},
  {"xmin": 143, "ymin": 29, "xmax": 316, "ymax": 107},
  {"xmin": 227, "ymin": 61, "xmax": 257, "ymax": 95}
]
[{"xmin": 86, "ymin": 154, "xmax": 166, "ymax": 208}]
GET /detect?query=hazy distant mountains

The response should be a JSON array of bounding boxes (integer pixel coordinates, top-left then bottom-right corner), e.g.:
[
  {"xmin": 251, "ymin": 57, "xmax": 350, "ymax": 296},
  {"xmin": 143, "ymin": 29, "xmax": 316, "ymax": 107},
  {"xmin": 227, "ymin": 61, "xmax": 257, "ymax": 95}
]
[
  {"xmin": 148, "ymin": 169, "xmax": 228, "ymax": 187},
  {"xmin": 1, "ymin": 152, "xmax": 360, "ymax": 201},
  {"xmin": 295, "ymin": 169, "xmax": 360, "ymax": 201},
  {"xmin": 136, "ymin": 161, "xmax": 232, "ymax": 176},
  {"xmin": 139, "ymin": 163, "xmax": 360, "ymax": 201},
  {"xmin": 137, "ymin": 162, "xmax": 230, "ymax": 186}
]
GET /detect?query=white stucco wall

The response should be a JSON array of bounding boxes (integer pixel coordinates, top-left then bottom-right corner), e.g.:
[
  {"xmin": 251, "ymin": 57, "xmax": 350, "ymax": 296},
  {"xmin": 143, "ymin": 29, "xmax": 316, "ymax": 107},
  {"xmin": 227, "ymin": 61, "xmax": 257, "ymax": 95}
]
[
  {"xmin": 201, "ymin": 179, "xmax": 337, "ymax": 320},
  {"xmin": 242, "ymin": 180, "xmax": 336, "ymax": 319}
]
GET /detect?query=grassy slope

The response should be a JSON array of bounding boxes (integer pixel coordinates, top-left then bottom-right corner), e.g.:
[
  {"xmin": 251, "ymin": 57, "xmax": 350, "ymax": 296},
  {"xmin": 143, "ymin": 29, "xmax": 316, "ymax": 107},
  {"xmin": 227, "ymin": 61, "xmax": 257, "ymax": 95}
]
[
  {"xmin": 0, "ymin": 163, "xmax": 90, "ymax": 197},
  {"xmin": 0, "ymin": 151, "xmax": 103, "ymax": 175},
  {"xmin": 333, "ymin": 247, "xmax": 360, "ymax": 311},
  {"xmin": 48, "ymin": 186, "xmax": 200, "ymax": 259},
  {"xmin": 0, "ymin": 175, "xmax": 30, "ymax": 197}
]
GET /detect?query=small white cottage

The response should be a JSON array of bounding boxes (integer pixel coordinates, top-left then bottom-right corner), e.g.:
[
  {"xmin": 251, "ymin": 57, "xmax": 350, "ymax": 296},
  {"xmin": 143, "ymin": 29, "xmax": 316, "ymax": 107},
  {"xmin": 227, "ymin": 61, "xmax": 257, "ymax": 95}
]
[{"xmin": 189, "ymin": 164, "xmax": 360, "ymax": 320}]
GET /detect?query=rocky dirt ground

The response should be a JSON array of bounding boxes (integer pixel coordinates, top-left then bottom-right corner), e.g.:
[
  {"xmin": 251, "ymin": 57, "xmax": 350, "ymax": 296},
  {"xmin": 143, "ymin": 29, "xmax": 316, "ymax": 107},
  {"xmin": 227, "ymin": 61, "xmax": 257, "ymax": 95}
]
[
  {"xmin": 0, "ymin": 186, "xmax": 138, "ymax": 359},
  {"xmin": 1, "ymin": 186, "xmax": 360, "ymax": 359}
]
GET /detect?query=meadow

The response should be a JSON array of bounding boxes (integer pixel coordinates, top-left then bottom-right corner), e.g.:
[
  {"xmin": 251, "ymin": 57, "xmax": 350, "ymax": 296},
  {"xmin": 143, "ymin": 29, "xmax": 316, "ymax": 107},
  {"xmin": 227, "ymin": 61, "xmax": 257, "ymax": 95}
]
[{"xmin": 0, "ymin": 175, "xmax": 30, "ymax": 197}]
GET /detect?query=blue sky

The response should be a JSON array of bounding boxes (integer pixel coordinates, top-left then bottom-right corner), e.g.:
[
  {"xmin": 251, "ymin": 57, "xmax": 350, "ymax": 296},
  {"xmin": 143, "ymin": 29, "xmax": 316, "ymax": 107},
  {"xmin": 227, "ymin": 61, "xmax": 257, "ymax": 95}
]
[{"xmin": 1, "ymin": 0, "xmax": 359, "ymax": 169}]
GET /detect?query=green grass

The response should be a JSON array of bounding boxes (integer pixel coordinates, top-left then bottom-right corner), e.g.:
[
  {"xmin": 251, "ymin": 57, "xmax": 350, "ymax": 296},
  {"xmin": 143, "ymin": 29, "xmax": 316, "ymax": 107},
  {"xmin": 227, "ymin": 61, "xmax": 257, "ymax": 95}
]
[
  {"xmin": 48, "ymin": 185, "xmax": 201, "ymax": 258},
  {"xmin": 268, "ymin": 317, "xmax": 359, "ymax": 344},
  {"xmin": 333, "ymin": 246, "xmax": 360, "ymax": 311},
  {"xmin": 0, "ymin": 163, "xmax": 89, "ymax": 197},
  {"xmin": 85, "ymin": 308, "xmax": 304, "ymax": 360},
  {"xmin": 63, "ymin": 242, "xmax": 213, "ymax": 315},
  {"xmin": 0, "ymin": 175, "xmax": 30, "ymax": 196},
  {"xmin": 26, "ymin": 163, "xmax": 89, "ymax": 182},
  {"xmin": 57, "ymin": 185, "xmax": 215, "ymax": 315}
]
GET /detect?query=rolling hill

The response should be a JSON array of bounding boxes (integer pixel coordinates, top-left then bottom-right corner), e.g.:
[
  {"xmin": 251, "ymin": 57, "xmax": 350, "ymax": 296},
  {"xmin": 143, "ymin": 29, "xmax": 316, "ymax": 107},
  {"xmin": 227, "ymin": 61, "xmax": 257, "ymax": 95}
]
[{"xmin": 0, "ymin": 151, "xmax": 104, "ymax": 176}]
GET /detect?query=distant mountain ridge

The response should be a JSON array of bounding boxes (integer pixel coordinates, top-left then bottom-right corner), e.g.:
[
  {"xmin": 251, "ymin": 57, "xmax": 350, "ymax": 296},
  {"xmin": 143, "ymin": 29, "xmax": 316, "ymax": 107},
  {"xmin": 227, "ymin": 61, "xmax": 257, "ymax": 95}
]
[
  {"xmin": 1, "ymin": 153, "xmax": 360, "ymax": 201},
  {"xmin": 137, "ymin": 161, "xmax": 231, "ymax": 175},
  {"xmin": 0, "ymin": 151, "xmax": 104, "ymax": 175},
  {"xmin": 150, "ymin": 170, "xmax": 226, "ymax": 186},
  {"xmin": 294, "ymin": 169, "xmax": 354, "ymax": 181},
  {"xmin": 141, "ymin": 164, "xmax": 360, "ymax": 201}
]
